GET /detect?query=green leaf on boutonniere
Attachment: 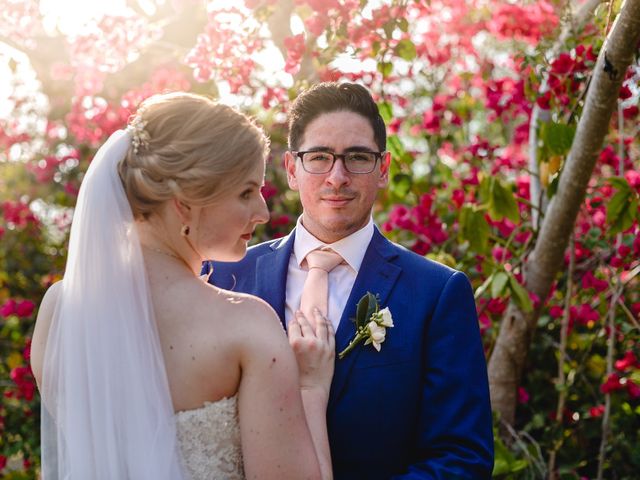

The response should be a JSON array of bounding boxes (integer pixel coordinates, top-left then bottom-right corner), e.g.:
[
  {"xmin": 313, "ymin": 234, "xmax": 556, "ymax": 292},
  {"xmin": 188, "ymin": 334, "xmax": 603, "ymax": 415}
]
[{"xmin": 355, "ymin": 292, "xmax": 378, "ymax": 330}]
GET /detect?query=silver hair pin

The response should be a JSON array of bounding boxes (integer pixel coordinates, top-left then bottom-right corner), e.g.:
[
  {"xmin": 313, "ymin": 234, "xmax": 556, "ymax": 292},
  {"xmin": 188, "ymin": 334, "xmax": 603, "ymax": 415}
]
[{"xmin": 126, "ymin": 116, "xmax": 150, "ymax": 154}]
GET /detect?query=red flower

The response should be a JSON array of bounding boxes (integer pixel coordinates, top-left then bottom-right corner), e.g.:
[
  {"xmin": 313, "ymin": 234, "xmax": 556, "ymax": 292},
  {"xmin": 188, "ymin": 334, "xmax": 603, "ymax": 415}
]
[
  {"xmin": 486, "ymin": 298, "xmax": 507, "ymax": 315},
  {"xmin": 0, "ymin": 299, "xmax": 16, "ymax": 317},
  {"xmin": 491, "ymin": 246, "xmax": 512, "ymax": 263},
  {"xmin": 0, "ymin": 455, "xmax": 6, "ymax": 470},
  {"xmin": 581, "ymin": 271, "xmax": 608, "ymax": 292},
  {"xmin": 305, "ymin": 13, "xmax": 329, "ymax": 36},
  {"xmin": 623, "ymin": 105, "xmax": 639, "ymax": 119},
  {"xmin": 624, "ymin": 170, "xmax": 640, "ymax": 193},
  {"xmin": 600, "ymin": 373, "xmax": 624, "ymax": 394},
  {"xmin": 550, "ymin": 53, "xmax": 574, "ymax": 75},
  {"xmin": 23, "ymin": 338, "xmax": 32, "ymax": 361},
  {"xmin": 518, "ymin": 387, "xmax": 530, "ymax": 404},
  {"xmin": 549, "ymin": 305, "xmax": 564, "ymax": 319},
  {"xmin": 9, "ymin": 366, "xmax": 36, "ymax": 401},
  {"xmin": 16, "ymin": 300, "xmax": 35, "ymax": 318},
  {"xmin": 421, "ymin": 110, "xmax": 441, "ymax": 134},
  {"xmin": 283, "ymin": 34, "xmax": 306, "ymax": 75},
  {"xmin": 451, "ymin": 189, "xmax": 465, "ymax": 209},
  {"xmin": 260, "ymin": 182, "xmax": 278, "ymax": 202},
  {"xmin": 615, "ymin": 351, "xmax": 639, "ymax": 372},
  {"xmin": 589, "ymin": 405, "xmax": 605, "ymax": 418},
  {"xmin": 574, "ymin": 303, "xmax": 599, "ymax": 326},
  {"xmin": 270, "ymin": 214, "xmax": 291, "ymax": 227},
  {"xmin": 627, "ymin": 380, "xmax": 640, "ymax": 399},
  {"xmin": 619, "ymin": 84, "xmax": 633, "ymax": 100}
]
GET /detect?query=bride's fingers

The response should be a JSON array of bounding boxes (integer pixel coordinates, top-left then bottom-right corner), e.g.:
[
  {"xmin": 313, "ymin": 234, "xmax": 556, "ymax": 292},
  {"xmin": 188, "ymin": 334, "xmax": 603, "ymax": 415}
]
[
  {"xmin": 313, "ymin": 309, "xmax": 329, "ymax": 341},
  {"xmin": 327, "ymin": 321, "xmax": 335, "ymax": 351},
  {"xmin": 314, "ymin": 311, "xmax": 325, "ymax": 338},
  {"xmin": 288, "ymin": 316, "xmax": 302, "ymax": 342},
  {"xmin": 296, "ymin": 310, "xmax": 315, "ymax": 338}
]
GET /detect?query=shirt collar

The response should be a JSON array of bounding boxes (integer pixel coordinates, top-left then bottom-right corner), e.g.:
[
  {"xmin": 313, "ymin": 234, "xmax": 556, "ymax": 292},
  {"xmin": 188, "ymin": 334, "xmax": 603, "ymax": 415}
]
[{"xmin": 293, "ymin": 216, "xmax": 374, "ymax": 273}]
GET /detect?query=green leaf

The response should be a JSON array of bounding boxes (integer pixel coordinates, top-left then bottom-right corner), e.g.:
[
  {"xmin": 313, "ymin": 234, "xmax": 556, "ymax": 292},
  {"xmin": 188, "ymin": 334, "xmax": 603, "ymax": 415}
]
[
  {"xmin": 371, "ymin": 40, "xmax": 381, "ymax": 56},
  {"xmin": 607, "ymin": 188, "xmax": 639, "ymax": 234},
  {"xmin": 609, "ymin": 176, "xmax": 631, "ymax": 191},
  {"xmin": 391, "ymin": 173, "xmax": 412, "ymax": 198},
  {"xmin": 355, "ymin": 292, "xmax": 378, "ymax": 330},
  {"xmin": 508, "ymin": 274, "xmax": 533, "ymax": 313},
  {"xmin": 488, "ymin": 178, "xmax": 520, "ymax": 223},
  {"xmin": 491, "ymin": 271, "xmax": 509, "ymax": 298},
  {"xmin": 379, "ymin": 101, "xmax": 394, "ymax": 124},
  {"xmin": 474, "ymin": 273, "xmax": 493, "ymax": 299},
  {"xmin": 398, "ymin": 17, "xmax": 409, "ymax": 32},
  {"xmin": 459, "ymin": 204, "xmax": 490, "ymax": 253},
  {"xmin": 387, "ymin": 134, "xmax": 406, "ymax": 160},
  {"xmin": 540, "ymin": 121, "xmax": 576, "ymax": 156},
  {"xmin": 395, "ymin": 39, "xmax": 417, "ymax": 61},
  {"xmin": 383, "ymin": 20, "xmax": 395, "ymax": 38},
  {"xmin": 546, "ymin": 169, "xmax": 560, "ymax": 199},
  {"xmin": 377, "ymin": 61, "xmax": 393, "ymax": 77},
  {"xmin": 510, "ymin": 460, "xmax": 529, "ymax": 472}
]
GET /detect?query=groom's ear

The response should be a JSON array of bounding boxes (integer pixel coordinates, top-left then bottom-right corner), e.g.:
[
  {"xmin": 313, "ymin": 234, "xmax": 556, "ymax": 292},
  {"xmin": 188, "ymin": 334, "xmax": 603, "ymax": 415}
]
[{"xmin": 284, "ymin": 151, "xmax": 299, "ymax": 191}]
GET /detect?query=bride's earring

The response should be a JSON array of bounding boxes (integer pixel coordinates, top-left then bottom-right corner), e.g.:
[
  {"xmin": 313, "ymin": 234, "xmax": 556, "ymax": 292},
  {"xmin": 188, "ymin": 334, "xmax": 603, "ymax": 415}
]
[{"xmin": 181, "ymin": 224, "xmax": 190, "ymax": 236}]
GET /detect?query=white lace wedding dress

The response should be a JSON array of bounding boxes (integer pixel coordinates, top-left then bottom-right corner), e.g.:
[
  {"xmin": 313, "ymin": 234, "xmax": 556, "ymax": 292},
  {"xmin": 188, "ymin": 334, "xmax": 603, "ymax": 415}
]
[{"xmin": 175, "ymin": 394, "xmax": 245, "ymax": 479}]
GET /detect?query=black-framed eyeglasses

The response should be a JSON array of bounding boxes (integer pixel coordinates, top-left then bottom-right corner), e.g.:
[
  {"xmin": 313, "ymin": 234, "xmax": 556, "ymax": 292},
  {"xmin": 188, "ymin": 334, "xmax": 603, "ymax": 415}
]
[{"xmin": 293, "ymin": 150, "xmax": 385, "ymax": 174}]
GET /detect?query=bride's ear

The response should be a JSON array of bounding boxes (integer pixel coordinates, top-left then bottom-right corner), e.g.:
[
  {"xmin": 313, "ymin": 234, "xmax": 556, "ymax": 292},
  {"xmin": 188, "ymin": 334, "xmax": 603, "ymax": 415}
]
[{"xmin": 172, "ymin": 198, "xmax": 193, "ymax": 223}]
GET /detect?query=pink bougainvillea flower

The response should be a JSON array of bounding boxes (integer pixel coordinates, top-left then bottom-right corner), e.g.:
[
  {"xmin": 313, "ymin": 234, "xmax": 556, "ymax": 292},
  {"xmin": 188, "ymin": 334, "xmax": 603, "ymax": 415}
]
[
  {"xmin": 517, "ymin": 387, "xmax": 530, "ymax": 404},
  {"xmin": 600, "ymin": 373, "xmax": 624, "ymax": 394},
  {"xmin": 0, "ymin": 299, "xmax": 16, "ymax": 317},
  {"xmin": 624, "ymin": 170, "xmax": 640, "ymax": 193},
  {"xmin": 15, "ymin": 300, "xmax": 36, "ymax": 318},
  {"xmin": 627, "ymin": 381, "xmax": 640, "ymax": 400},
  {"xmin": 615, "ymin": 351, "xmax": 639, "ymax": 372}
]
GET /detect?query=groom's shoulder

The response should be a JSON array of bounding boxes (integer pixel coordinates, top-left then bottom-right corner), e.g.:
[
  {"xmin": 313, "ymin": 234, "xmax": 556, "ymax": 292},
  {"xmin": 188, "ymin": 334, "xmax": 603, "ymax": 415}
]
[
  {"xmin": 244, "ymin": 236, "xmax": 285, "ymax": 260},
  {"xmin": 382, "ymin": 235, "xmax": 460, "ymax": 282},
  {"xmin": 209, "ymin": 235, "xmax": 287, "ymax": 274}
]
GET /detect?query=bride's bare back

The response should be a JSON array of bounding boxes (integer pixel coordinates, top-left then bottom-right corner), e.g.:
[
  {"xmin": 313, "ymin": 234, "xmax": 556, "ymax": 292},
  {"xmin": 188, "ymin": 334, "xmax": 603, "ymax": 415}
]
[{"xmin": 30, "ymin": 92, "xmax": 333, "ymax": 480}]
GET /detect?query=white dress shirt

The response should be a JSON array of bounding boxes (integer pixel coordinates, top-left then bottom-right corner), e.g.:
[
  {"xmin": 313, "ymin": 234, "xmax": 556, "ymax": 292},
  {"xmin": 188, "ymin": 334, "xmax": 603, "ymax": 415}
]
[{"xmin": 284, "ymin": 216, "xmax": 375, "ymax": 330}]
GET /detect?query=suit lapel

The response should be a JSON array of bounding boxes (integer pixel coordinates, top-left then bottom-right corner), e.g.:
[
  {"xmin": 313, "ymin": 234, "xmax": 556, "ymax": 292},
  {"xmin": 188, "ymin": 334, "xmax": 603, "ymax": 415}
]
[
  {"xmin": 255, "ymin": 232, "xmax": 295, "ymax": 325},
  {"xmin": 329, "ymin": 229, "xmax": 401, "ymax": 408}
]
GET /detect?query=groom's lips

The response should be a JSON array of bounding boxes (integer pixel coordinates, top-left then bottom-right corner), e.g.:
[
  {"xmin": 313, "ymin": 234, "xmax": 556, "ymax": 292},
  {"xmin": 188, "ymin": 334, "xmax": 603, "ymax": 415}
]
[
  {"xmin": 240, "ymin": 232, "xmax": 253, "ymax": 241},
  {"xmin": 322, "ymin": 195, "xmax": 355, "ymax": 207}
]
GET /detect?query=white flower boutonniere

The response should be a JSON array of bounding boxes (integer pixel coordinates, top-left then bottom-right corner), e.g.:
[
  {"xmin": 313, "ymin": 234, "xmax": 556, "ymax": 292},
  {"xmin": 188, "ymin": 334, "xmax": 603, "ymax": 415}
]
[{"xmin": 338, "ymin": 292, "xmax": 394, "ymax": 359}]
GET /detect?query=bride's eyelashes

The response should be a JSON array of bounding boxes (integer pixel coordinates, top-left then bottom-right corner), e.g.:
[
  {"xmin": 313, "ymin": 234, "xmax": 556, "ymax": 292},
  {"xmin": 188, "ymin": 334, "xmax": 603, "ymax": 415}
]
[{"xmin": 240, "ymin": 188, "xmax": 254, "ymax": 200}]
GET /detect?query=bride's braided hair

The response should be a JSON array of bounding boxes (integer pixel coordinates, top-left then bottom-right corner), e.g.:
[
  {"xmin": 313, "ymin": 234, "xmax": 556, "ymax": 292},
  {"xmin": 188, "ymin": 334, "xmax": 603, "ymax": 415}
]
[{"xmin": 118, "ymin": 92, "xmax": 269, "ymax": 220}]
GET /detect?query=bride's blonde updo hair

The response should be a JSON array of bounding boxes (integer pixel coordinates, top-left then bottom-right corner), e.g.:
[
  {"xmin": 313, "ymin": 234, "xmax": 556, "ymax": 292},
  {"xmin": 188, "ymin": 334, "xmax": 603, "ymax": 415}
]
[{"xmin": 118, "ymin": 92, "xmax": 269, "ymax": 220}]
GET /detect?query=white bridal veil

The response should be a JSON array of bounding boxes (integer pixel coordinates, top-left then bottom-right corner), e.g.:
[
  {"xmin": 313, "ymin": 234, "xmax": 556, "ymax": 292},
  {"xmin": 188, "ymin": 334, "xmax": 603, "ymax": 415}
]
[{"xmin": 41, "ymin": 130, "xmax": 185, "ymax": 479}]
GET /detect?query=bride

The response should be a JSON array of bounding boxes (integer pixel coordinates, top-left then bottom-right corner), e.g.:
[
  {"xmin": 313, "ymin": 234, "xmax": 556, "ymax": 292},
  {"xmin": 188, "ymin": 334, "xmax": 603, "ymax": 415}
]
[{"xmin": 29, "ymin": 92, "xmax": 334, "ymax": 479}]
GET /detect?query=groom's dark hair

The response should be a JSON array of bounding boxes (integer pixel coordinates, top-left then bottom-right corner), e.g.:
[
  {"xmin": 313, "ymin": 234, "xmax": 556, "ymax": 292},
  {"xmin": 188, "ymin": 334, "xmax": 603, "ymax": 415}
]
[{"xmin": 288, "ymin": 82, "xmax": 387, "ymax": 152}]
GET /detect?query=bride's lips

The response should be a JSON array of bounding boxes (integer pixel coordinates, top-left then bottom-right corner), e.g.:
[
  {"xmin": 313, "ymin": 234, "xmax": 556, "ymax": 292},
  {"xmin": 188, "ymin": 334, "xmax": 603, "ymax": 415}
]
[{"xmin": 240, "ymin": 232, "xmax": 252, "ymax": 241}]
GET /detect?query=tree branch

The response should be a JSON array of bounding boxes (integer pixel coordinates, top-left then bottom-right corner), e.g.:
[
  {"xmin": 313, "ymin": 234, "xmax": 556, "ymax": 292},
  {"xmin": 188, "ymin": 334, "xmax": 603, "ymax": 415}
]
[{"xmin": 489, "ymin": 0, "xmax": 640, "ymax": 427}]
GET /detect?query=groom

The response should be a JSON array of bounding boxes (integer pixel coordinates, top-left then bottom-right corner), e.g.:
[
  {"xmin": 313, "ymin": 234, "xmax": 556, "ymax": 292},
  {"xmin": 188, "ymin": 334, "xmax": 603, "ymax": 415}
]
[{"xmin": 206, "ymin": 82, "xmax": 494, "ymax": 479}]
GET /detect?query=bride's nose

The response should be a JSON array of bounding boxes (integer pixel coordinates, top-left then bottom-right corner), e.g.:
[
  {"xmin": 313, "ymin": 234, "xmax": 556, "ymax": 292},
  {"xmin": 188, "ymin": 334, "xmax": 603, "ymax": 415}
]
[{"xmin": 253, "ymin": 193, "xmax": 269, "ymax": 224}]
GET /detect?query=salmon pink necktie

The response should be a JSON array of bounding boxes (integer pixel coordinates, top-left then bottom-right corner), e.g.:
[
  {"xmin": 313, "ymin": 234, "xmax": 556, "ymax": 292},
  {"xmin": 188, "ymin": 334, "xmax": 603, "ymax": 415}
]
[{"xmin": 300, "ymin": 248, "xmax": 344, "ymax": 326}]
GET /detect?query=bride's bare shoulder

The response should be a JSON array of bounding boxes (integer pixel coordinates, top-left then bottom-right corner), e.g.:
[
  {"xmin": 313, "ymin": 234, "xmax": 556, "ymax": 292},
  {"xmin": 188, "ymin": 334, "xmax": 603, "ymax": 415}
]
[
  {"xmin": 31, "ymin": 281, "xmax": 64, "ymax": 387},
  {"xmin": 200, "ymin": 282, "xmax": 282, "ymax": 331}
]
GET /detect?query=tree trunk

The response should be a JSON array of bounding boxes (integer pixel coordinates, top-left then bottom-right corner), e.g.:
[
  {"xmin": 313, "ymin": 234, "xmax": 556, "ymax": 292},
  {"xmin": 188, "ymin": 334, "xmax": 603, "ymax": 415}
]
[{"xmin": 488, "ymin": 0, "xmax": 640, "ymax": 427}]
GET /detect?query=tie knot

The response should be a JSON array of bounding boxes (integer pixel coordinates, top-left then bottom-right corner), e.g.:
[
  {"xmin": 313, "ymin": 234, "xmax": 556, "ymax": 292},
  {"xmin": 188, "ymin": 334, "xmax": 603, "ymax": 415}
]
[{"xmin": 304, "ymin": 248, "xmax": 344, "ymax": 273}]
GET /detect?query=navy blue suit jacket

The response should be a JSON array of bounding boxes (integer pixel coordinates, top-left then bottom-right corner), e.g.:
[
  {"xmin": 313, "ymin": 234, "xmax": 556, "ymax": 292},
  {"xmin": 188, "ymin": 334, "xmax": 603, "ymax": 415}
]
[{"xmin": 205, "ymin": 228, "xmax": 494, "ymax": 479}]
